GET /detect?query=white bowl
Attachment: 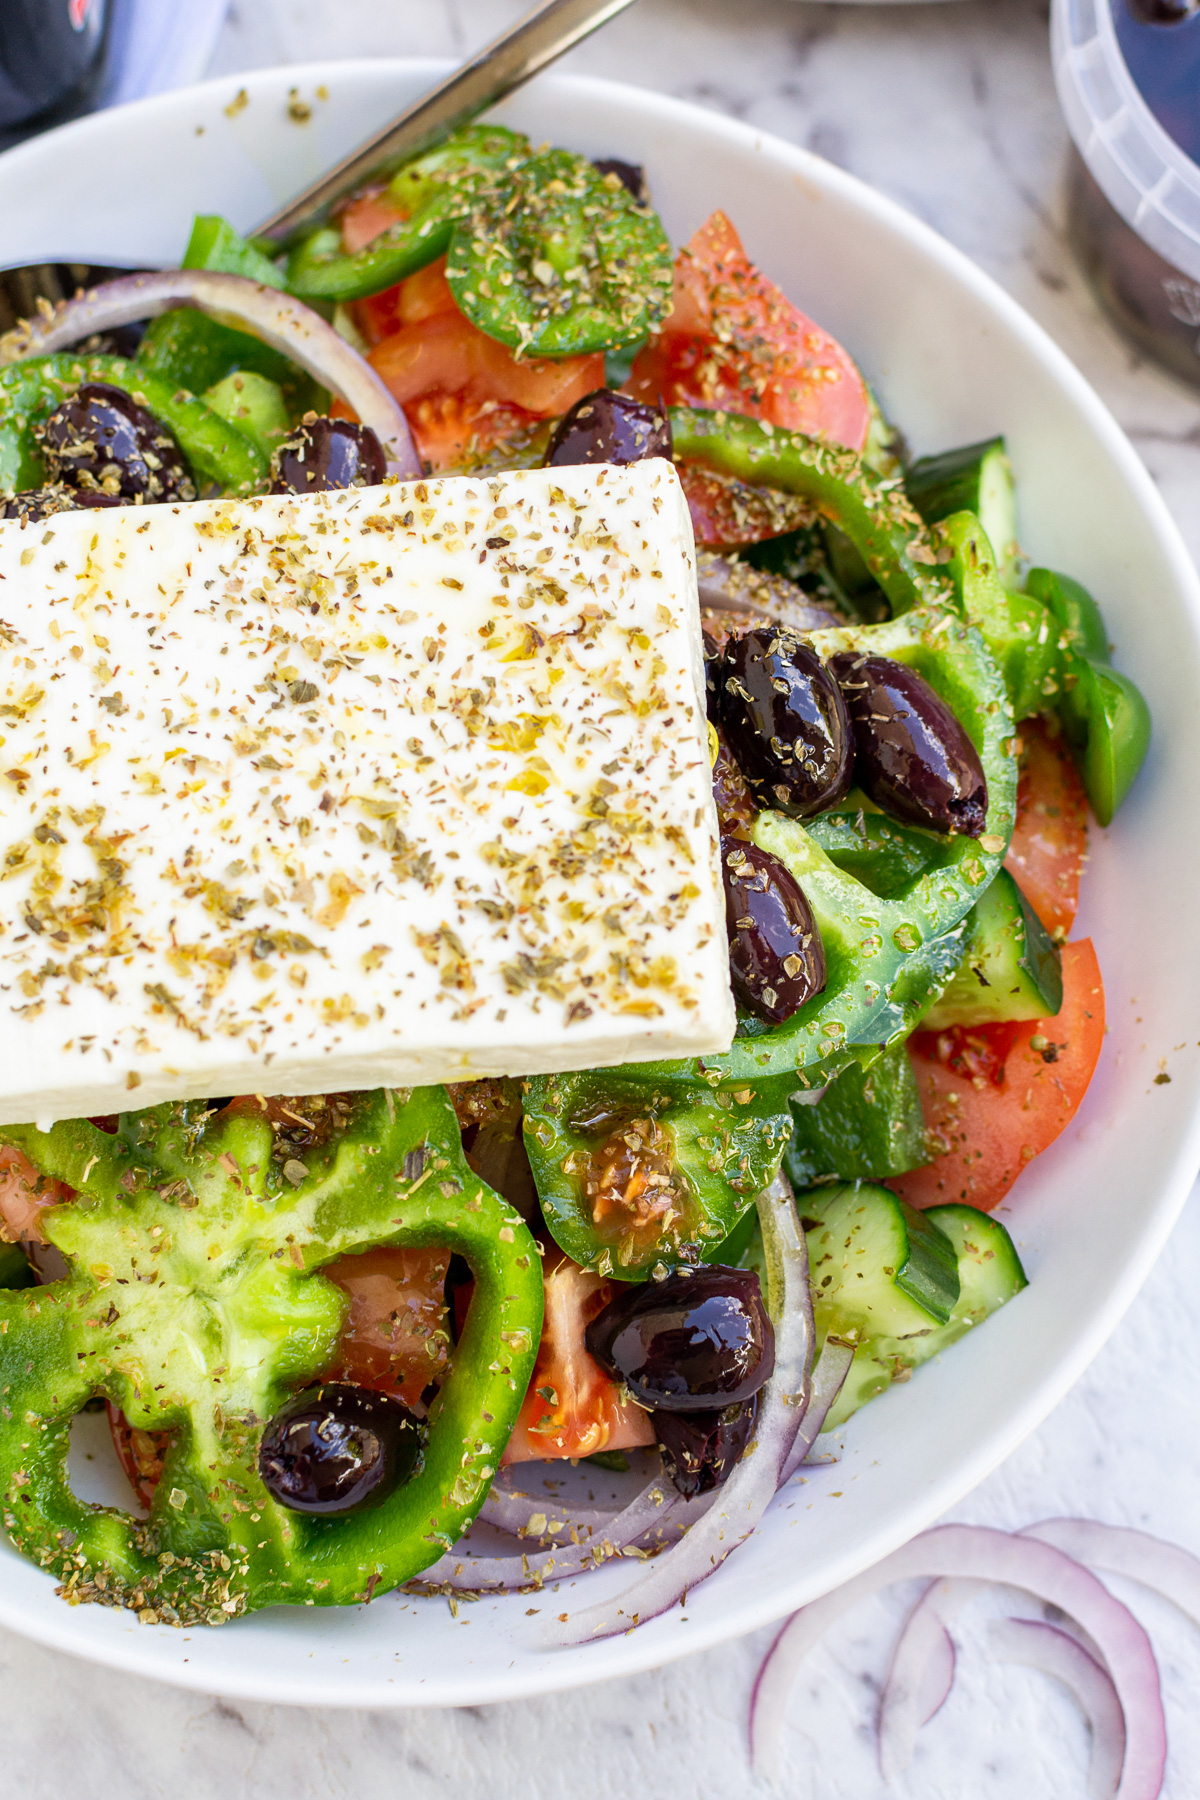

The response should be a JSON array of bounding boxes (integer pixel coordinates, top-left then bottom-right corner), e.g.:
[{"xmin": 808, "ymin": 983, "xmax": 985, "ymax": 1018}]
[{"xmin": 1, "ymin": 59, "xmax": 1198, "ymax": 1708}]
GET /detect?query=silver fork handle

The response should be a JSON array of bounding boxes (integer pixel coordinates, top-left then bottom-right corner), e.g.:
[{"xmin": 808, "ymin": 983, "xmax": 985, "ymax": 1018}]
[{"xmin": 254, "ymin": 0, "xmax": 640, "ymax": 245}]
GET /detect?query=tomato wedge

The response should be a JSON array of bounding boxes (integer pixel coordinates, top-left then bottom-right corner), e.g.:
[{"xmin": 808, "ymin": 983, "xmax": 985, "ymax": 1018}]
[
  {"xmin": 322, "ymin": 1245, "xmax": 452, "ymax": 1411},
  {"xmin": 338, "ymin": 186, "xmax": 406, "ymax": 255},
  {"xmin": 678, "ymin": 462, "xmax": 817, "ymax": 550},
  {"xmin": 365, "ymin": 264, "xmax": 604, "ymax": 471},
  {"xmin": 628, "ymin": 209, "xmax": 870, "ymax": 451},
  {"xmin": 892, "ymin": 939, "xmax": 1106, "ymax": 1213},
  {"xmin": 505, "ymin": 1253, "xmax": 656, "ymax": 1463},
  {"xmin": 1004, "ymin": 715, "xmax": 1089, "ymax": 937}
]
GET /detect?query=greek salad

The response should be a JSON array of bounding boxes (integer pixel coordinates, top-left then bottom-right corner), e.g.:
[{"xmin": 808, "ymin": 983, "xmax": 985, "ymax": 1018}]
[{"xmin": 0, "ymin": 122, "xmax": 1149, "ymax": 1635}]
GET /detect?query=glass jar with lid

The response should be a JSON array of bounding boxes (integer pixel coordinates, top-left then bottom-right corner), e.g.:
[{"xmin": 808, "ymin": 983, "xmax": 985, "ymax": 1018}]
[{"xmin": 1054, "ymin": 0, "xmax": 1200, "ymax": 390}]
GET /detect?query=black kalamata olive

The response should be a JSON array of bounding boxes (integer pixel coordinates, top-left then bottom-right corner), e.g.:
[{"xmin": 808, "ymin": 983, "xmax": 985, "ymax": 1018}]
[
  {"xmin": 722, "ymin": 835, "xmax": 825, "ymax": 1024},
  {"xmin": 718, "ymin": 626, "xmax": 853, "ymax": 818},
  {"xmin": 270, "ymin": 416, "xmax": 386, "ymax": 496},
  {"xmin": 0, "ymin": 484, "xmax": 123, "ymax": 522},
  {"xmin": 829, "ymin": 651, "xmax": 989, "ymax": 838},
  {"xmin": 584, "ymin": 1266, "xmax": 774, "ymax": 1412},
  {"xmin": 544, "ymin": 389, "xmax": 672, "ymax": 468},
  {"xmin": 258, "ymin": 1382, "xmax": 420, "ymax": 1515},
  {"xmin": 712, "ymin": 735, "xmax": 756, "ymax": 836},
  {"xmin": 37, "ymin": 383, "xmax": 195, "ymax": 502},
  {"xmin": 653, "ymin": 1397, "xmax": 757, "ymax": 1497},
  {"xmin": 593, "ymin": 158, "xmax": 649, "ymax": 203}
]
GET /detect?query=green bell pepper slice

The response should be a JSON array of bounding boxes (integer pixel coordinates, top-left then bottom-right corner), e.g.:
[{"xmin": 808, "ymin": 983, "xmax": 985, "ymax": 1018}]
[
  {"xmin": 668, "ymin": 407, "xmax": 955, "ymax": 618},
  {"xmin": 0, "ymin": 353, "xmax": 267, "ymax": 496},
  {"xmin": 0, "ymin": 1087, "xmax": 542, "ymax": 1624},
  {"xmin": 804, "ymin": 802, "xmax": 943, "ymax": 898},
  {"xmin": 183, "ymin": 214, "xmax": 287, "ymax": 288},
  {"xmin": 522, "ymin": 1070, "xmax": 793, "ymax": 1279},
  {"xmin": 783, "ymin": 1037, "xmax": 930, "ymax": 1187},
  {"xmin": 285, "ymin": 126, "xmax": 528, "ymax": 304},
  {"xmin": 1026, "ymin": 566, "xmax": 1110, "ymax": 663},
  {"xmin": 446, "ymin": 147, "xmax": 674, "ymax": 356},
  {"xmin": 1059, "ymin": 655, "xmax": 1151, "ymax": 828},
  {"xmin": 937, "ymin": 514, "xmax": 1150, "ymax": 823}
]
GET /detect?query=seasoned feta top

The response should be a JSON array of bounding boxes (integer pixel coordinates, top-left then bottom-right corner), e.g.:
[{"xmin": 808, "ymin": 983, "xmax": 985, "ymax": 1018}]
[{"xmin": 0, "ymin": 459, "xmax": 733, "ymax": 1124}]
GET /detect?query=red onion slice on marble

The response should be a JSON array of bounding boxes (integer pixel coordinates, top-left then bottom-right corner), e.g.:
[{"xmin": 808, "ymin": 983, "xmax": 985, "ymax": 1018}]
[
  {"xmin": 877, "ymin": 1576, "xmax": 984, "ymax": 1778},
  {"xmin": 749, "ymin": 1523, "xmax": 1165, "ymax": 1800},
  {"xmin": 546, "ymin": 1174, "xmax": 814, "ymax": 1646},
  {"xmin": 988, "ymin": 1616, "xmax": 1126, "ymax": 1800},
  {"xmin": 1024, "ymin": 1519, "xmax": 1200, "ymax": 1629},
  {"xmin": 0, "ymin": 270, "xmax": 420, "ymax": 477}
]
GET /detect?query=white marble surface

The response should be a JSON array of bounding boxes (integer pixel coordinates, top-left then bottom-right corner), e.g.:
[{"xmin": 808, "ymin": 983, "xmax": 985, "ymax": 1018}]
[{"xmin": 9, "ymin": 1, "xmax": 1200, "ymax": 1793}]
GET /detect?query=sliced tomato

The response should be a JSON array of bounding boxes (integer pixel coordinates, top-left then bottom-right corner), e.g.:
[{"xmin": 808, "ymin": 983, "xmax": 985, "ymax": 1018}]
[
  {"xmin": 627, "ymin": 209, "xmax": 870, "ymax": 451},
  {"xmin": 367, "ymin": 265, "xmax": 604, "ymax": 471},
  {"xmin": 679, "ymin": 462, "xmax": 816, "ymax": 550},
  {"xmin": 339, "ymin": 185, "xmax": 406, "ymax": 255},
  {"xmin": 1004, "ymin": 716, "xmax": 1089, "ymax": 937},
  {"xmin": 353, "ymin": 256, "xmax": 460, "ymax": 349},
  {"xmin": 107, "ymin": 1405, "xmax": 169, "ymax": 1511},
  {"xmin": 505, "ymin": 1253, "xmax": 656, "ymax": 1464},
  {"xmin": 0, "ymin": 1144, "xmax": 68, "ymax": 1245},
  {"xmin": 892, "ymin": 939, "xmax": 1106, "ymax": 1213},
  {"xmin": 322, "ymin": 1245, "xmax": 451, "ymax": 1411}
]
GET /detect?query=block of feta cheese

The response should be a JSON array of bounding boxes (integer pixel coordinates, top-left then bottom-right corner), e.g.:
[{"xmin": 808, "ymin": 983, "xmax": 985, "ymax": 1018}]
[{"xmin": 0, "ymin": 459, "xmax": 733, "ymax": 1125}]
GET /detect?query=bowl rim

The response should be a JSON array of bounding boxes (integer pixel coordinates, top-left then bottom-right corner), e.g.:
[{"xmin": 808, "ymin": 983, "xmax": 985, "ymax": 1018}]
[{"xmin": 2, "ymin": 54, "xmax": 1200, "ymax": 1708}]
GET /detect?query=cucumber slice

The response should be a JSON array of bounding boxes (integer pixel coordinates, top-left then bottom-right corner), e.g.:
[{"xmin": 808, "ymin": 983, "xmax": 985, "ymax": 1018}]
[
  {"xmin": 785, "ymin": 1040, "xmax": 929, "ymax": 1186},
  {"xmin": 922, "ymin": 868, "xmax": 1063, "ymax": 1029},
  {"xmin": 907, "ymin": 436, "xmax": 1019, "ymax": 585},
  {"xmin": 923, "ymin": 1203, "xmax": 1029, "ymax": 1325},
  {"xmin": 819, "ymin": 1202, "xmax": 1028, "ymax": 1430},
  {"xmin": 801, "ymin": 1181, "xmax": 960, "ymax": 1335}
]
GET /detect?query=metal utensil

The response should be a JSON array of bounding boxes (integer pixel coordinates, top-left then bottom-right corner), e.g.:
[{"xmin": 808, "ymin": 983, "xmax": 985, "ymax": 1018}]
[{"xmin": 254, "ymin": 0, "xmax": 640, "ymax": 246}]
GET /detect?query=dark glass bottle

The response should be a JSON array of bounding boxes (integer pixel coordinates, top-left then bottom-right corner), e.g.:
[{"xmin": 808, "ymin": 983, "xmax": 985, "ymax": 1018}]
[{"xmin": 0, "ymin": 0, "xmax": 109, "ymax": 148}]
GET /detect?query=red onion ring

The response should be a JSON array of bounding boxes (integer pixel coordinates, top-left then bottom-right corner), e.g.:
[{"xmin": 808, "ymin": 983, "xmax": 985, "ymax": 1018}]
[
  {"xmin": 877, "ymin": 1576, "xmax": 984, "ymax": 1778},
  {"xmin": 413, "ymin": 1472, "xmax": 681, "ymax": 1594},
  {"xmin": 697, "ymin": 554, "xmax": 844, "ymax": 634},
  {"xmin": 0, "ymin": 270, "xmax": 421, "ymax": 478},
  {"xmin": 546, "ymin": 1174, "xmax": 814, "ymax": 1646},
  {"xmin": 748, "ymin": 1523, "xmax": 1166, "ymax": 1798},
  {"xmin": 1024, "ymin": 1519, "xmax": 1200, "ymax": 1630},
  {"xmin": 989, "ymin": 1616, "xmax": 1126, "ymax": 1800},
  {"xmin": 477, "ymin": 1480, "xmax": 627, "ymax": 1540},
  {"xmin": 778, "ymin": 1338, "xmax": 854, "ymax": 1484}
]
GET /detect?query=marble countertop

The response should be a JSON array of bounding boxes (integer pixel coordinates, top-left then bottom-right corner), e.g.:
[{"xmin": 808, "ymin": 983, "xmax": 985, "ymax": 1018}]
[{"xmin": 9, "ymin": 1, "xmax": 1200, "ymax": 1793}]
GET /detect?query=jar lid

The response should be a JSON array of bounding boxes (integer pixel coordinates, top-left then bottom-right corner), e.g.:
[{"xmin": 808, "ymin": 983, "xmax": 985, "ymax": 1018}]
[{"xmin": 1052, "ymin": 0, "xmax": 1200, "ymax": 284}]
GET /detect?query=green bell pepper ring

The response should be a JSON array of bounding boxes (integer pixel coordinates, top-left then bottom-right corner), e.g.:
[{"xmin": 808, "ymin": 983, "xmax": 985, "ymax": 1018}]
[
  {"xmin": 522, "ymin": 1070, "xmax": 794, "ymax": 1280},
  {"xmin": 667, "ymin": 407, "xmax": 956, "ymax": 618},
  {"xmin": 285, "ymin": 126, "xmax": 528, "ymax": 304},
  {"xmin": 625, "ymin": 606, "xmax": 1016, "ymax": 1097},
  {"xmin": 0, "ymin": 1087, "xmax": 542, "ymax": 1624},
  {"xmin": 0, "ymin": 353, "xmax": 267, "ymax": 496},
  {"xmin": 446, "ymin": 148, "xmax": 674, "ymax": 357},
  {"xmin": 937, "ymin": 514, "xmax": 1151, "ymax": 823},
  {"xmin": 183, "ymin": 214, "xmax": 287, "ymax": 289}
]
